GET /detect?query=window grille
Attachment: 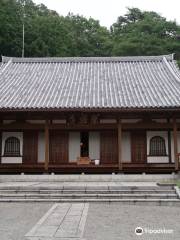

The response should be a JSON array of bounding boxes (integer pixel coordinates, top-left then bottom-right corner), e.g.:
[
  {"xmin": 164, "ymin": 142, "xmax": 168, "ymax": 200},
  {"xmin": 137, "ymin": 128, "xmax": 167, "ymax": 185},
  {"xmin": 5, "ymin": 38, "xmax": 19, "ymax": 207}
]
[
  {"xmin": 4, "ymin": 137, "xmax": 20, "ymax": 157},
  {"xmin": 149, "ymin": 136, "xmax": 166, "ymax": 156}
]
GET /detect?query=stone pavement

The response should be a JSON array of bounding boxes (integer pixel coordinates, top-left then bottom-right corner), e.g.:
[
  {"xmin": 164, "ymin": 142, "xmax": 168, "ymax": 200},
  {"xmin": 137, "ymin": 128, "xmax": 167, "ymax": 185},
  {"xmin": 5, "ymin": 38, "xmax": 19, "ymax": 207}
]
[{"xmin": 25, "ymin": 203, "xmax": 89, "ymax": 240}]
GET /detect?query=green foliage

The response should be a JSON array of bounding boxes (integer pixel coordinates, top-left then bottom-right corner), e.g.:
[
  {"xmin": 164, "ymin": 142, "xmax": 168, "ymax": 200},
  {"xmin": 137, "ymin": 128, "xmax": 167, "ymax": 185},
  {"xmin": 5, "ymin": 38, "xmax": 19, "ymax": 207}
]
[
  {"xmin": 111, "ymin": 8, "xmax": 180, "ymax": 58},
  {"xmin": 0, "ymin": 0, "xmax": 112, "ymax": 57},
  {"xmin": 0, "ymin": 1, "xmax": 180, "ymax": 64},
  {"xmin": 177, "ymin": 60, "xmax": 180, "ymax": 68}
]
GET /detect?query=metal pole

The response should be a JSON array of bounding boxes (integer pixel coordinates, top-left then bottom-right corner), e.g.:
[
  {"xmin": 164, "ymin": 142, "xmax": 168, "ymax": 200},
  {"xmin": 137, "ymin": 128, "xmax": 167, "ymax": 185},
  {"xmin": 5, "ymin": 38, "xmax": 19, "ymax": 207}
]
[
  {"xmin": 22, "ymin": 22, "xmax": 24, "ymax": 58},
  {"xmin": 22, "ymin": 1, "xmax": 25, "ymax": 58}
]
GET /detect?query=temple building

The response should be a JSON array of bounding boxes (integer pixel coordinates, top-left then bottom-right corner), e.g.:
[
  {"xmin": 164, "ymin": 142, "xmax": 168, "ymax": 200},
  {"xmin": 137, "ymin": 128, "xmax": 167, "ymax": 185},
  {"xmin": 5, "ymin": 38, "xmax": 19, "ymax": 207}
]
[{"xmin": 0, "ymin": 54, "xmax": 180, "ymax": 173}]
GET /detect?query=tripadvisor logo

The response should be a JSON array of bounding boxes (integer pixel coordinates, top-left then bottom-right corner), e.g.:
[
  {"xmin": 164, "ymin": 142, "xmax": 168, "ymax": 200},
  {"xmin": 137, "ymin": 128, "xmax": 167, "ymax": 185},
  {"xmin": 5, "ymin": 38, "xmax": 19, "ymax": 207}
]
[
  {"xmin": 135, "ymin": 226, "xmax": 174, "ymax": 235},
  {"xmin": 135, "ymin": 227, "xmax": 143, "ymax": 236}
]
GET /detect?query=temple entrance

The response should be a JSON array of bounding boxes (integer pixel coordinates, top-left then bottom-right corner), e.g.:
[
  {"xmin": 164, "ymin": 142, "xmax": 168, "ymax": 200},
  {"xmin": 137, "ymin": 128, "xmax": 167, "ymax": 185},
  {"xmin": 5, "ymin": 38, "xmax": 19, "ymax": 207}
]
[{"xmin": 80, "ymin": 132, "xmax": 89, "ymax": 157}]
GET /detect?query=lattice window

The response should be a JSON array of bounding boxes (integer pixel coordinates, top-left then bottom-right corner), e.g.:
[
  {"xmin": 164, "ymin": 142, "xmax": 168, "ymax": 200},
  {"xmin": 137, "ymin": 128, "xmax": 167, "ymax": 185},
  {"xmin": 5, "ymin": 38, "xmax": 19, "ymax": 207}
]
[
  {"xmin": 4, "ymin": 137, "xmax": 20, "ymax": 157},
  {"xmin": 149, "ymin": 136, "xmax": 166, "ymax": 156}
]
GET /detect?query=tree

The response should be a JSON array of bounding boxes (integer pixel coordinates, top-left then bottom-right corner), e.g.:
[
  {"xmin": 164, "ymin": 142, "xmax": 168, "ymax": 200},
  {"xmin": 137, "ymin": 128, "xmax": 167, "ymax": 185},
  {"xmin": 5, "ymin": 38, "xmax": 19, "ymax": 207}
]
[
  {"xmin": 111, "ymin": 8, "xmax": 180, "ymax": 63},
  {"xmin": 0, "ymin": 0, "xmax": 112, "ymax": 57},
  {"xmin": 0, "ymin": 1, "xmax": 179, "ymax": 69},
  {"xmin": 0, "ymin": 0, "xmax": 23, "ymax": 56}
]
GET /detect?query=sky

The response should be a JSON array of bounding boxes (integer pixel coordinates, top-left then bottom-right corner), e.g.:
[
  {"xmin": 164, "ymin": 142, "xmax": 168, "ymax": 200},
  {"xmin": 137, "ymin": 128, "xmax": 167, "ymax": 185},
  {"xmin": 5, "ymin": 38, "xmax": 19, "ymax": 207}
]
[{"xmin": 33, "ymin": 0, "xmax": 180, "ymax": 28}]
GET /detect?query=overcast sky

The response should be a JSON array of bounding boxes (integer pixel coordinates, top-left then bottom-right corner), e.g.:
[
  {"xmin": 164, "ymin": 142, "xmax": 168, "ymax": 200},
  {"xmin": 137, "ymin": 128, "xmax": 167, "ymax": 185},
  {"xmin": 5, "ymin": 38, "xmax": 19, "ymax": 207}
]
[{"xmin": 33, "ymin": 0, "xmax": 180, "ymax": 28}]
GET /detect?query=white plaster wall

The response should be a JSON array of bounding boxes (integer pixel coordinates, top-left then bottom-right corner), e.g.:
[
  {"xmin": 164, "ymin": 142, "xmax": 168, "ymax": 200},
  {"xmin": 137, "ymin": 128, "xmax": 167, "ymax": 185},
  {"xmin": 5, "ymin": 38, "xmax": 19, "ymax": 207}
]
[
  {"xmin": 52, "ymin": 120, "xmax": 66, "ymax": 124},
  {"xmin": 121, "ymin": 119, "xmax": 141, "ymax": 123},
  {"xmin": 171, "ymin": 131, "xmax": 180, "ymax": 163},
  {"xmin": 89, "ymin": 132, "xmax": 100, "ymax": 160},
  {"xmin": 69, "ymin": 132, "xmax": 80, "ymax": 162},
  {"xmin": 147, "ymin": 156, "xmax": 169, "ymax": 163},
  {"xmin": 122, "ymin": 131, "xmax": 131, "ymax": 162},
  {"xmin": 152, "ymin": 119, "xmax": 167, "ymax": 123},
  {"xmin": 26, "ymin": 120, "xmax": 45, "ymax": 124},
  {"xmin": 147, "ymin": 131, "xmax": 169, "ymax": 163},
  {"xmin": 38, "ymin": 132, "xmax": 45, "ymax": 163},
  {"xmin": 1, "ymin": 132, "xmax": 23, "ymax": 164},
  {"xmin": 1, "ymin": 157, "xmax": 22, "ymax": 164},
  {"xmin": 169, "ymin": 119, "xmax": 180, "ymax": 123},
  {"xmin": 3, "ymin": 120, "xmax": 15, "ymax": 124},
  {"xmin": 100, "ymin": 119, "xmax": 117, "ymax": 123}
]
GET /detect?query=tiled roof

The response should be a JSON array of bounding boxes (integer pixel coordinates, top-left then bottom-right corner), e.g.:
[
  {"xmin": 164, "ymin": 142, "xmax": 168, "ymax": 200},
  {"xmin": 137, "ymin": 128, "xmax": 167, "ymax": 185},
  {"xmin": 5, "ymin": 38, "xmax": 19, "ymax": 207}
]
[{"xmin": 0, "ymin": 54, "xmax": 180, "ymax": 110}]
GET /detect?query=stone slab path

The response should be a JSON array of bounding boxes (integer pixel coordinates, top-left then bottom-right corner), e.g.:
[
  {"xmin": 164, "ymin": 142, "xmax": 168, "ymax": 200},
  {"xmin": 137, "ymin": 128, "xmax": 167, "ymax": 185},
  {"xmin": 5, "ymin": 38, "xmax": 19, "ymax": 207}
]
[{"xmin": 25, "ymin": 203, "xmax": 89, "ymax": 240}]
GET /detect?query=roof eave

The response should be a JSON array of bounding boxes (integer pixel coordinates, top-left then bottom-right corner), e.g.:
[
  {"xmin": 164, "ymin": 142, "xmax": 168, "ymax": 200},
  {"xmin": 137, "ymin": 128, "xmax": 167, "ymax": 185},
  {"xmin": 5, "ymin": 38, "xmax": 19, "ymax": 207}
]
[{"xmin": 0, "ymin": 107, "xmax": 180, "ymax": 113}]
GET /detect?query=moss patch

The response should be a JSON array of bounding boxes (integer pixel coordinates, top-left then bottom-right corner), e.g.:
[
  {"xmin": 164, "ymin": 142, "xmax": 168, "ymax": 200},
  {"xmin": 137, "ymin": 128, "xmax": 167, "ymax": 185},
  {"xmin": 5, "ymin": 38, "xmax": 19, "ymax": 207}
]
[{"xmin": 176, "ymin": 181, "xmax": 180, "ymax": 188}]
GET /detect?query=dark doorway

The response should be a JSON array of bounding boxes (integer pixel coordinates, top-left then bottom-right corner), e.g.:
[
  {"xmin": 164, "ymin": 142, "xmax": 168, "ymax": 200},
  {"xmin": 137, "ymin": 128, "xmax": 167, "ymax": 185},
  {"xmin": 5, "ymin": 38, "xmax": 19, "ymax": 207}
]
[{"xmin": 80, "ymin": 132, "xmax": 89, "ymax": 157}]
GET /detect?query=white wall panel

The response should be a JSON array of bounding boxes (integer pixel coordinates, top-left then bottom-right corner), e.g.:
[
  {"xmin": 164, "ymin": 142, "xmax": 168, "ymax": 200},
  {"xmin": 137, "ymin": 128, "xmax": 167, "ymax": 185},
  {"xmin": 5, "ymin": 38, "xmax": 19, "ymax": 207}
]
[
  {"xmin": 122, "ymin": 132, "xmax": 131, "ymax": 162},
  {"xmin": 38, "ymin": 132, "xmax": 45, "ymax": 163},
  {"xmin": 89, "ymin": 132, "xmax": 100, "ymax": 160},
  {"xmin": 69, "ymin": 132, "xmax": 80, "ymax": 162}
]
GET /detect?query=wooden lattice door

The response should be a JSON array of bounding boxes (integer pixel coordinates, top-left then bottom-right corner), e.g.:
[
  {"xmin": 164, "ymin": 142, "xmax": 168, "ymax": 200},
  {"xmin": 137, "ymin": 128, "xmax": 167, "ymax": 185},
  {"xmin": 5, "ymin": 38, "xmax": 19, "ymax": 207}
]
[
  {"xmin": 23, "ymin": 131, "xmax": 38, "ymax": 164},
  {"xmin": 100, "ymin": 131, "xmax": 118, "ymax": 164},
  {"xmin": 131, "ymin": 131, "xmax": 146, "ymax": 163},
  {"xmin": 49, "ymin": 131, "xmax": 68, "ymax": 164}
]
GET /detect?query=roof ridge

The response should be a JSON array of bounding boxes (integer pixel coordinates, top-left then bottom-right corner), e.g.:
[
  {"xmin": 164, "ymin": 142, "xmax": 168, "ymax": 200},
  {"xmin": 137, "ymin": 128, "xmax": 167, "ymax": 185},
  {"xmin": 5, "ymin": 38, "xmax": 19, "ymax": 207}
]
[
  {"xmin": 0, "ymin": 58, "xmax": 12, "ymax": 75},
  {"xmin": 162, "ymin": 57, "xmax": 180, "ymax": 84},
  {"xmin": 2, "ymin": 54, "xmax": 174, "ymax": 63}
]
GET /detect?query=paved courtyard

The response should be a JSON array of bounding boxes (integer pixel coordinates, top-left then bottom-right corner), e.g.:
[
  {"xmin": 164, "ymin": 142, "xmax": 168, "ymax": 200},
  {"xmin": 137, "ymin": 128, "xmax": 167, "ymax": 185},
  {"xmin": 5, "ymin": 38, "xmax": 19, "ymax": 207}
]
[{"xmin": 0, "ymin": 202, "xmax": 179, "ymax": 240}]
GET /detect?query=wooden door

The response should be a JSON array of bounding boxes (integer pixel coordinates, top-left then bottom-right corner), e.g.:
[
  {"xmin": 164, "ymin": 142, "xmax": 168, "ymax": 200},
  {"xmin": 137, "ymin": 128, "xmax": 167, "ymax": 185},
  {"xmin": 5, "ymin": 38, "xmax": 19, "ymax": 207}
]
[
  {"xmin": 49, "ymin": 131, "xmax": 68, "ymax": 164},
  {"xmin": 131, "ymin": 131, "xmax": 146, "ymax": 163},
  {"xmin": 100, "ymin": 131, "xmax": 118, "ymax": 164},
  {"xmin": 0, "ymin": 132, "xmax": 1, "ymax": 164},
  {"xmin": 23, "ymin": 131, "xmax": 38, "ymax": 164}
]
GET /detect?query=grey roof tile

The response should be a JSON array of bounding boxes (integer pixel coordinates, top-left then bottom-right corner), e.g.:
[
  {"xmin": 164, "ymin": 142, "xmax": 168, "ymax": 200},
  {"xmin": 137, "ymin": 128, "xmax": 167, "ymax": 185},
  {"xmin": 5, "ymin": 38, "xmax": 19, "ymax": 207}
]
[{"xmin": 0, "ymin": 54, "xmax": 180, "ymax": 110}]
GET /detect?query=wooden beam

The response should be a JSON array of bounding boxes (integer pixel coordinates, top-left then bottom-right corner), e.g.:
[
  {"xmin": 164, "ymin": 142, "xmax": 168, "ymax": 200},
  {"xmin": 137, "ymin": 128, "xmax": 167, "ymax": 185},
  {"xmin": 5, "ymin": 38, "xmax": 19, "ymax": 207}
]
[
  {"xmin": 49, "ymin": 122, "xmax": 177, "ymax": 130},
  {"xmin": 122, "ymin": 122, "xmax": 173, "ymax": 130},
  {"xmin": 50, "ymin": 124, "xmax": 117, "ymax": 130},
  {"xmin": 1, "ymin": 121, "xmax": 180, "ymax": 131},
  {"xmin": 173, "ymin": 118, "xmax": 179, "ymax": 171},
  {"xmin": 118, "ymin": 120, "xmax": 122, "ymax": 171},
  {"xmin": 44, "ymin": 120, "xmax": 49, "ymax": 171},
  {"xmin": 0, "ymin": 123, "xmax": 44, "ymax": 130}
]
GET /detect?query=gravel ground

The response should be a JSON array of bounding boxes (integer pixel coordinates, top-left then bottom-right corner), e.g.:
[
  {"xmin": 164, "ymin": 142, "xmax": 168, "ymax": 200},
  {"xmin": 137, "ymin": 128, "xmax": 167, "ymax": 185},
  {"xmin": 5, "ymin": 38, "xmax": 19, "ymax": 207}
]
[
  {"xmin": 84, "ymin": 203, "xmax": 180, "ymax": 240},
  {"xmin": 0, "ymin": 203, "xmax": 180, "ymax": 240},
  {"xmin": 0, "ymin": 203, "xmax": 52, "ymax": 240}
]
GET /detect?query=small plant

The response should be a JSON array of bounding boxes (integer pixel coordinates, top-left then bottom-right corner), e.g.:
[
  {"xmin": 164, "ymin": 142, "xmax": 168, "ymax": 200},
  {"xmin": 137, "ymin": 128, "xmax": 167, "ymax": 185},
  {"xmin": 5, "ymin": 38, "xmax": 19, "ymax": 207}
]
[
  {"xmin": 177, "ymin": 60, "xmax": 180, "ymax": 69},
  {"xmin": 176, "ymin": 181, "xmax": 180, "ymax": 188}
]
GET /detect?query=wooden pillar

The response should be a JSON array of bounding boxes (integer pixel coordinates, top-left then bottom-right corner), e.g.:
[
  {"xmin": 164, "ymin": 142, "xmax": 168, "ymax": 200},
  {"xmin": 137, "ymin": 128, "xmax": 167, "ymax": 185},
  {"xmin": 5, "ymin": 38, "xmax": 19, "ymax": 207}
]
[
  {"xmin": 44, "ymin": 120, "xmax": 49, "ymax": 171},
  {"xmin": 118, "ymin": 119, "xmax": 122, "ymax": 171},
  {"xmin": 173, "ymin": 118, "xmax": 179, "ymax": 171},
  {"xmin": 168, "ymin": 130, "xmax": 172, "ymax": 163},
  {"xmin": 167, "ymin": 119, "xmax": 172, "ymax": 163},
  {"xmin": 0, "ymin": 131, "xmax": 1, "ymax": 165}
]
